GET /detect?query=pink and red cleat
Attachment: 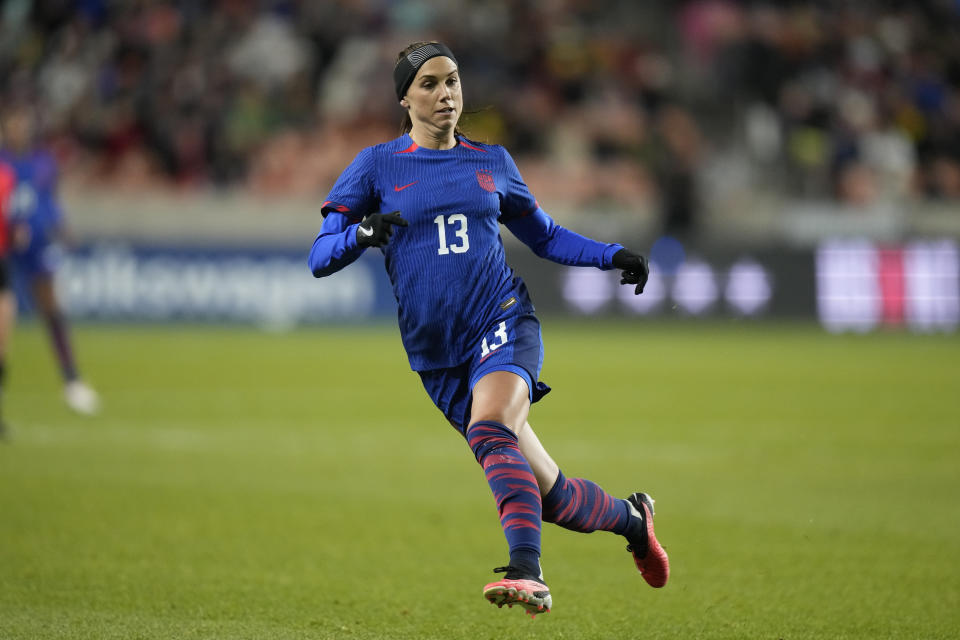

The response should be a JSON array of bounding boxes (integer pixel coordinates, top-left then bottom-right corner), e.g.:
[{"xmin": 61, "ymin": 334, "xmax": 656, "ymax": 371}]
[
  {"xmin": 482, "ymin": 567, "xmax": 552, "ymax": 619},
  {"xmin": 625, "ymin": 492, "xmax": 670, "ymax": 588}
]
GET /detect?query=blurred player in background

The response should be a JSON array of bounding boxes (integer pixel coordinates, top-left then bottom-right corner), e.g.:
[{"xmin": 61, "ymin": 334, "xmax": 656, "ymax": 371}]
[
  {"xmin": 0, "ymin": 159, "xmax": 16, "ymax": 437},
  {"xmin": 309, "ymin": 42, "xmax": 668, "ymax": 617},
  {"xmin": 0, "ymin": 106, "xmax": 100, "ymax": 416}
]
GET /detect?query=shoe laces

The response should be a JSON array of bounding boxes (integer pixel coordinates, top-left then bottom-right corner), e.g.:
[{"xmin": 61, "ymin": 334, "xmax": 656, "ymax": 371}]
[
  {"xmin": 493, "ymin": 565, "xmax": 544, "ymax": 582},
  {"xmin": 493, "ymin": 565, "xmax": 519, "ymax": 578},
  {"xmin": 492, "ymin": 565, "xmax": 550, "ymax": 594}
]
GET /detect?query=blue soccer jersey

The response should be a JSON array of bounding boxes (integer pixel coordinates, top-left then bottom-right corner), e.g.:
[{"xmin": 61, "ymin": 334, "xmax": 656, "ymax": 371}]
[
  {"xmin": 309, "ymin": 134, "xmax": 623, "ymax": 371},
  {"xmin": 0, "ymin": 149, "xmax": 63, "ymax": 242}
]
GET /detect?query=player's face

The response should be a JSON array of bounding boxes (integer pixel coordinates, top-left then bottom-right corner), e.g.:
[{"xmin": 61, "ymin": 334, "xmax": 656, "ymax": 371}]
[
  {"xmin": 403, "ymin": 56, "xmax": 462, "ymax": 136},
  {"xmin": 0, "ymin": 110, "xmax": 33, "ymax": 151}
]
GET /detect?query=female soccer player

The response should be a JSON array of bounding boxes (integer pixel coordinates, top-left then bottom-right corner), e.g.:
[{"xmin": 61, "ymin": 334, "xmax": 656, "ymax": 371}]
[
  {"xmin": 0, "ymin": 106, "xmax": 100, "ymax": 416},
  {"xmin": 309, "ymin": 42, "xmax": 668, "ymax": 617}
]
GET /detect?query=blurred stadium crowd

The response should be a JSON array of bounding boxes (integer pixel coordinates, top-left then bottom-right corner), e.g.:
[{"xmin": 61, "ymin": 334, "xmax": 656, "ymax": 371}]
[{"xmin": 2, "ymin": 1, "xmax": 959, "ymax": 233}]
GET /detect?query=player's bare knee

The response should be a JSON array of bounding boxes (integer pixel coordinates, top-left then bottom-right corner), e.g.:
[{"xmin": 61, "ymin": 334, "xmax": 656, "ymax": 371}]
[{"xmin": 468, "ymin": 407, "xmax": 524, "ymax": 434}]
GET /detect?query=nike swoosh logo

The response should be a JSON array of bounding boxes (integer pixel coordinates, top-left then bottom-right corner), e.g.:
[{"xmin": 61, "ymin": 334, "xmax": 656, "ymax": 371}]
[
  {"xmin": 394, "ymin": 181, "xmax": 419, "ymax": 192},
  {"xmin": 358, "ymin": 226, "xmax": 374, "ymax": 237}
]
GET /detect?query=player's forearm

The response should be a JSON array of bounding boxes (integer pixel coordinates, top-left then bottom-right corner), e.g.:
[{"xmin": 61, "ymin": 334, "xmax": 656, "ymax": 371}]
[
  {"xmin": 308, "ymin": 224, "xmax": 364, "ymax": 277},
  {"xmin": 507, "ymin": 211, "xmax": 623, "ymax": 269}
]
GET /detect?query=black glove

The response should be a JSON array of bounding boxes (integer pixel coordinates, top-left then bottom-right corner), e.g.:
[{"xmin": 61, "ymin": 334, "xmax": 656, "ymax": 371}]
[
  {"xmin": 612, "ymin": 248, "xmax": 649, "ymax": 295},
  {"xmin": 356, "ymin": 211, "xmax": 408, "ymax": 248}
]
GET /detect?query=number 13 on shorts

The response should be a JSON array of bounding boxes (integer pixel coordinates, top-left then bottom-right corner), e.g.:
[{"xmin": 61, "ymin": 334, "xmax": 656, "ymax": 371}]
[{"xmin": 480, "ymin": 321, "xmax": 509, "ymax": 359}]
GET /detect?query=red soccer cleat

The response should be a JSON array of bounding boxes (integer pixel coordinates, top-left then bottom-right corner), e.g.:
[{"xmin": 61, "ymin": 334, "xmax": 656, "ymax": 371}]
[
  {"xmin": 482, "ymin": 566, "xmax": 552, "ymax": 618},
  {"xmin": 625, "ymin": 492, "xmax": 670, "ymax": 588}
]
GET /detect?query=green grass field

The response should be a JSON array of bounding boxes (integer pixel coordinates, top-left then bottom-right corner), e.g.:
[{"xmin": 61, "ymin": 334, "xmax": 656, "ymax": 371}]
[{"xmin": 1, "ymin": 321, "xmax": 958, "ymax": 639}]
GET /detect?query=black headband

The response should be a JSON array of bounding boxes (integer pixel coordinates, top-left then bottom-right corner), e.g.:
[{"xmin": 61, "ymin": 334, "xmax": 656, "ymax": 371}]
[{"xmin": 393, "ymin": 43, "xmax": 458, "ymax": 101}]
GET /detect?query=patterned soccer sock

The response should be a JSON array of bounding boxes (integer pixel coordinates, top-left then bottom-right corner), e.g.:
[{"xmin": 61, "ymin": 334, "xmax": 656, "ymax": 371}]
[
  {"xmin": 542, "ymin": 469, "xmax": 631, "ymax": 535},
  {"xmin": 466, "ymin": 420, "xmax": 542, "ymax": 575},
  {"xmin": 44, "ymin": 313, "xmax": 78, "ymax": 382}
]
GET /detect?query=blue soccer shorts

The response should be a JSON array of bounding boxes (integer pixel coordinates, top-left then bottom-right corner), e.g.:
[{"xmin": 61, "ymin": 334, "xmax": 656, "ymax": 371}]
[
  {"xmin": 12, "ymin": 230, "xmax": 61, "ymax": 279},
  {"xmin": 418, "ymin": 312, "xmax": 551, "ymax": 435}
]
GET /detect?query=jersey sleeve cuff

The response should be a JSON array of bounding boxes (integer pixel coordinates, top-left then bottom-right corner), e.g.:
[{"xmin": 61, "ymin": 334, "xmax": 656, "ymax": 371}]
[{"xmin": 321, "ymin": 200, "xmax": 361, "ymax": 222}]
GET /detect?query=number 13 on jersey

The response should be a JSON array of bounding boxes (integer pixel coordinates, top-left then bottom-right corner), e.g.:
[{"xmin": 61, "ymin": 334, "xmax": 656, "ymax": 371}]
[
  {"xmin": 434, "ymin": 214, "xmax": 469, "ymax": 255},
  {"xmin": 480, "ymin": 321, "xmax": 508, "ymax": 359}
]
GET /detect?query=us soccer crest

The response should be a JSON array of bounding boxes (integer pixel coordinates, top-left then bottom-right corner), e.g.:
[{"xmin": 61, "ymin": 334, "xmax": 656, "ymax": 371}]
[{"xmin": 476, "ymin": 169, "xmax": 496, "ymax": 193}]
